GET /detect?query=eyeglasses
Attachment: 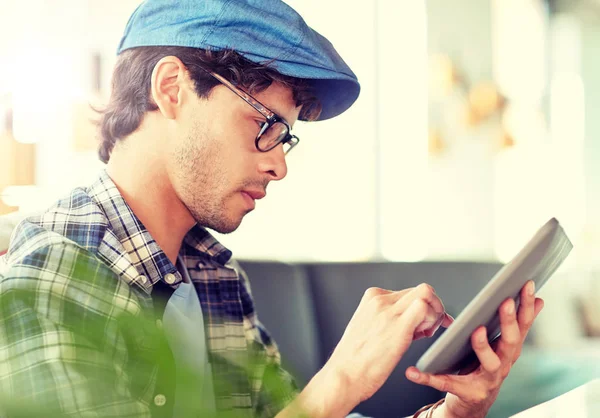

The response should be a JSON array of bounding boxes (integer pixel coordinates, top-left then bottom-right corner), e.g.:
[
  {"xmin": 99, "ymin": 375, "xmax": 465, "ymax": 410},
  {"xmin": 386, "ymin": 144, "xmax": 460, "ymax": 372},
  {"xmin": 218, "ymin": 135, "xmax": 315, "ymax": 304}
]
[{"xmin": 202, "ymin": 69, "xmax": 300, "ymax": 155}]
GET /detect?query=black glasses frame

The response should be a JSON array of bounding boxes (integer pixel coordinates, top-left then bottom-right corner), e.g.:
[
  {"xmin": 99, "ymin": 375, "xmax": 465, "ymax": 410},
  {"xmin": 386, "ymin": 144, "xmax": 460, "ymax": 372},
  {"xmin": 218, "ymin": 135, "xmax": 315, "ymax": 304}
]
[{"xmin": 200, "ymin": 68, "xmax": 299, "ymax": 154}]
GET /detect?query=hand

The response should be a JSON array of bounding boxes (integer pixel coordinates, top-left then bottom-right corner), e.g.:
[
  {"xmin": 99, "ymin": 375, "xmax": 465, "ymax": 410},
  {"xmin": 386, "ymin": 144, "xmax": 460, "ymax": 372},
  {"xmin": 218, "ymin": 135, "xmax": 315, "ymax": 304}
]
[
  {"xmin": 406, "ymin": 280, "xmax": 544, "ymax": 418},
  {"xmin": 325, "ymin": 284, "xmax": 454, "ymax": 407}
]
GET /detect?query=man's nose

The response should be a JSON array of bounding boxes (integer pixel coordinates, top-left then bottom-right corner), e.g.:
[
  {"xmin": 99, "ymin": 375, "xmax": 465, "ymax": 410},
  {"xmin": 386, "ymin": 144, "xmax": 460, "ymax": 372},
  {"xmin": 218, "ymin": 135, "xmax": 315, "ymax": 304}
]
[{"xmin": 257, "ymin": 144, "xmax": 288, "ymax": 181}]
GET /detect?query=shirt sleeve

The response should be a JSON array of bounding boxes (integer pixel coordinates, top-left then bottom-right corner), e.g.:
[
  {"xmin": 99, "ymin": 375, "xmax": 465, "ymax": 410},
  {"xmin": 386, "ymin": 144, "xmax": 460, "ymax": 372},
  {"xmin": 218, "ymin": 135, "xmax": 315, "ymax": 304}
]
[{"xmin": 0, "ymin": 243, "xmax": 154, "ymax": 417}]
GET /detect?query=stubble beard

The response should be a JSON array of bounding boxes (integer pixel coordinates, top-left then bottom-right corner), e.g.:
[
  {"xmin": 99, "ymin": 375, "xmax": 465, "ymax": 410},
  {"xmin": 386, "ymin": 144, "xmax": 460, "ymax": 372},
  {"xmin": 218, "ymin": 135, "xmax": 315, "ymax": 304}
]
[{"xmin": 173, "ymin": 129, "xmax": 243, "ymax": 234}]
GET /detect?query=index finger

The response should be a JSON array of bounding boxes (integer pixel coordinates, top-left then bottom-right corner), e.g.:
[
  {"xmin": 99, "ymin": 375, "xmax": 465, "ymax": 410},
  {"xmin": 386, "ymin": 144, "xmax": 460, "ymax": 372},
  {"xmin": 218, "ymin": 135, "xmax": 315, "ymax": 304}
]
[
  {"xmin": 395, "ymin": 283, "xmax": 446, "ymax": 318},
  {"xmin": 397, "ymin": 299, "xmax": 431, "ymax": 346}
]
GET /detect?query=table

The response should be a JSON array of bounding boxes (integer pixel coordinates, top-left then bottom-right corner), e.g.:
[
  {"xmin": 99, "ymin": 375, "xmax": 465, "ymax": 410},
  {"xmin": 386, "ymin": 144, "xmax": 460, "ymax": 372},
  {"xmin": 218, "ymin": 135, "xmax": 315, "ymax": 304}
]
[{"xmin": 511, "ymin": 379, "xmax": 600, "ymax": 417}]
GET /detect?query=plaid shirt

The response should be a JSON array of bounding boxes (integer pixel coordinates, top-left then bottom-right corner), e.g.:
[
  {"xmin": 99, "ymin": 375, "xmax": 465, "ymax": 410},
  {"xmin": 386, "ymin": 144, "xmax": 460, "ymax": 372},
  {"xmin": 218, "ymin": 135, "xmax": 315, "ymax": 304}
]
[{"xmin": 0, "ymin": 170, "xmax": 297, "ymax": 417}]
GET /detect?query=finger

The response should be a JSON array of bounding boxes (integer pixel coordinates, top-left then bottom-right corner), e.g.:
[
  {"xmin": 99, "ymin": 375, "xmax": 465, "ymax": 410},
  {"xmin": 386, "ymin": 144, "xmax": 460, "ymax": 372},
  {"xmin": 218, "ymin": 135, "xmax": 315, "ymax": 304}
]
[
  {"xmin": 366, "ymin": 288, "xmax": 414, "ymax": 309},
  {"xmin": 397, "ymin": 299, "xmax": 430, "ymax": 347},
  {"xmin": 442, "ymin": 312, "xmax": 454, "ymax": 328},
  {"xmin": 381, "ymin": 287, "xmax": 415, "ymax": 303},
  {"xmin": 360, "ymin": 288, "xmax": 412, "ymax": 316},
  {"xmin": 517, "ymin": 280, "xmax": 536, "ymax": 336},
  {"xmin": 429, "ymin": 314, "xmax": 446, "ymax": 335},
  {"xmin": 514, "ymin": 298, "xmax": 544, "ymax": 360},
  {"xmin": 418, "ymin": 312, "xmax": 446, "ymax": 338},
  {"xmin": 471, "ymin": 326, "xmax": 501, "ymax": 375},
  {"xmin": 406, "ymin": 366, "xmax": 471, "ymax": 397},
  {"xmin": 395, "ymin": 285, "xmax": 449, "ymax": 338},
  {"xmin": 395, "ymin": 283, "xmax": 446, "ymax": 318},
  {"xmin": 361, "ymin": 287, "xmax": 394, "ymax": 302},
  {"xmin": 413, "ymin": 330, "xmax": 428, "ymax": 340},
  {"xmin": 534, "ymin": 298, "xmax": 544, "ymax": 317},
  {"xmin": 496, "ymin": 298, "xmax": 521, "ymax": 362},
  {"xmin": 414, "ymin": 304, "xmax": 443, "ymax": 334}
]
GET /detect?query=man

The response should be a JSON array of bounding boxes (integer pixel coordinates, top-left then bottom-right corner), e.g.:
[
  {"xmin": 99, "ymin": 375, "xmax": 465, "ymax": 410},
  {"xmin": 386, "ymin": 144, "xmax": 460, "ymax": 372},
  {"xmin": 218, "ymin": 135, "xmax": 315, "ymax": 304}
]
[{"xmin": 0, "ymin": 0, "xmax": 544, "ymax": 417}]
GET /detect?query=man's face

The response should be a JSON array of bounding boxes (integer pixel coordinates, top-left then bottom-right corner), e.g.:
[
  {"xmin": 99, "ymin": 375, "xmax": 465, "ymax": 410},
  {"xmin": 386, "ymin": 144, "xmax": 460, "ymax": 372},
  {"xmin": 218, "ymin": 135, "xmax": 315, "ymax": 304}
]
[{"xmin": 167, "ymin": 77, "xmax": 301, "ymax": 234}]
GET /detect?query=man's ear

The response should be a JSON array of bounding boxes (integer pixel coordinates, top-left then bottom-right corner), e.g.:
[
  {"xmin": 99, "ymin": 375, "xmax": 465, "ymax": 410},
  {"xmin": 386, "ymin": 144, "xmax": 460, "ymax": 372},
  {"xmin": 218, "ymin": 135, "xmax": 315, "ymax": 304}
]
[{"xmin": 150, "ymin": 56, "xmax": 191, "ymax": 120}]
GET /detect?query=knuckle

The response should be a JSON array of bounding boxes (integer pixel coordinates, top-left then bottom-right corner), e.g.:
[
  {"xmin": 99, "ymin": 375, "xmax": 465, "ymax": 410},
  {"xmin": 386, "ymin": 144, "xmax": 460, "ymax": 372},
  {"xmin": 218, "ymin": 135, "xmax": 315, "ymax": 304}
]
[
  {"xmin": 490, "ymin": 380, "xmax": 502, "ymax": 394},
  {"xmin": 471, "ymin": 389, "xmax": 488, "ymax": 403},
  {"xmin": 371, "ymin": 295, "xmax": 387, "ymax": 310},
  {"xmin": 438, "ymin": 375, "xmax": 452, "ymax": 393},
  {"xmin": 472, "ymin": 334, "xmax": 488, "ymax": 350},
  {"xmin": 489, "ymin": 359, "xmax": 502, "ymax": 374},
  {"xmin": 504, "ymin": 307, "xmax": 516, "ymax": 321},
  {"xmin": 364, "ymin": 287, "xmax": 382, "ymax": 300},
  {"xmin": 417, "ymin": 283, "xmax": 435, "ymax": 295},
  {"xmin": 521, "ymin": 318, "xmax": 534, "ymax": 329},
  {"xmin": 412, "ymin": 298, "xmax": 428, "ymax": 312},
  {"xmin": 482, "ymin": 388, "xmax": 494, "ymax": 401},
  {"xmin": 473, "ymin": 337, "xmax": 487, "ymax": 350},
  {"xmin": 500, "ymin": 364, "xmax": 512, "ymax": 379},
  {"xmin": 504, "ymin": 331, "xmax": 521, "ymax": 345}
]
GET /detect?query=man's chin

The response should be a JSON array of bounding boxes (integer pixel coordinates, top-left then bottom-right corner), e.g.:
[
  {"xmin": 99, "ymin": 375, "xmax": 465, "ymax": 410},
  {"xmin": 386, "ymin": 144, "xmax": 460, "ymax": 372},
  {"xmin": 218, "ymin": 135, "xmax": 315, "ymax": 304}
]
[
  {"xmin": 203, "ymin": 216, "xmax": 245, "ymax": 235},
  {"xmin": 212, "ymin": 225, "xmax": 239, "ymax": 234}
]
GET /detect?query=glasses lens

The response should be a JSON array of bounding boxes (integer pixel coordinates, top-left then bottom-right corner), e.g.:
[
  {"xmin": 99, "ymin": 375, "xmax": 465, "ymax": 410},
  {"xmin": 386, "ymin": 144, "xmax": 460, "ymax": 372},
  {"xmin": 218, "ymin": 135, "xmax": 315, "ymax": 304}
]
[{"xmin": 257, "ymin": 121, "xmax": 288, "ymax": 151}]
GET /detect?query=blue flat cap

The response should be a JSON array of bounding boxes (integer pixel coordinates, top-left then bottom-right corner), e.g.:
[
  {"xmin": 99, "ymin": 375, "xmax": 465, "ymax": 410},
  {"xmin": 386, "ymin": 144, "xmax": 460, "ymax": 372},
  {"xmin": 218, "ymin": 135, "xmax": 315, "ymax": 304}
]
[{"xmin": 117, "ymin": 0, "xmax": 360, "ymax": 121}]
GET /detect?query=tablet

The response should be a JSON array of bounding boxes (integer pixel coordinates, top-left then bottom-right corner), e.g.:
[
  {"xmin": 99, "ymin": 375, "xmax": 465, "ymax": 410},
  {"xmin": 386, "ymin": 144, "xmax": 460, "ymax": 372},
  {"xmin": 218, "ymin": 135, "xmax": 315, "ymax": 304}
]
[{"xmin": 415, "ymin": 217, "xmax": 573, "ymax": 375}]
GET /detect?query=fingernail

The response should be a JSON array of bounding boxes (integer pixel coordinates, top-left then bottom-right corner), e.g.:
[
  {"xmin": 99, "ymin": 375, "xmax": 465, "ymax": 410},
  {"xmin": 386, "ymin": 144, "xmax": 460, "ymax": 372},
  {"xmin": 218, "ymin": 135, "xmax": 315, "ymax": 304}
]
[
  {"xmin": 506, "ymin": 302, "xmax": 514, "ymax": 315},
  {"xmin": 408, "ymin": 370, "xmax": 420, "ymax": 379},
  {"xmin": 528, "ymin": 281, "xmax": 535, "ymax": 296}
]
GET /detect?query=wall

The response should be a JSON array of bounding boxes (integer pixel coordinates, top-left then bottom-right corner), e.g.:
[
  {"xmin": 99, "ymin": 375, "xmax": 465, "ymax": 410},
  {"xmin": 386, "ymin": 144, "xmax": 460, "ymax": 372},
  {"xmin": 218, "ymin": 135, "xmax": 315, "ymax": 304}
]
[
  {"xmin": 425, "ymin": 0, "xmax": 497, "ymax": 260},
  {"xmin": 4, "ymin": 0, "xmax": 589, "ymax": 264}
]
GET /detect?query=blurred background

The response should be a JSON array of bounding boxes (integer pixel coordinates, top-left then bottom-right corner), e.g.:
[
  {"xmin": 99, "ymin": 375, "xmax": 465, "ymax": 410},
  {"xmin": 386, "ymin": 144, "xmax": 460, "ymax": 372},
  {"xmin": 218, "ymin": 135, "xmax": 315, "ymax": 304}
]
[
  {"xmin": 2, "ymin": 0, "xmax": 600, "ymax": 264},
  {"xmin": 2, "ymin": 0, "xmax": 600, "ymax": 416}
]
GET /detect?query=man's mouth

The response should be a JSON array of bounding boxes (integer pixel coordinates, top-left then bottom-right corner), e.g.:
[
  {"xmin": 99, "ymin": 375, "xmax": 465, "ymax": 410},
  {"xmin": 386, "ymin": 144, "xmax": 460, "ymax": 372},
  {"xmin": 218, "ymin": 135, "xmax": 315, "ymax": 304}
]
[
  {"xmin": 242, "ymin": 190, "xmax": 266, "ymax": 200},
  {"xmin": 240, "ymin": 190, "xmax": 264, "ymax": 210}
]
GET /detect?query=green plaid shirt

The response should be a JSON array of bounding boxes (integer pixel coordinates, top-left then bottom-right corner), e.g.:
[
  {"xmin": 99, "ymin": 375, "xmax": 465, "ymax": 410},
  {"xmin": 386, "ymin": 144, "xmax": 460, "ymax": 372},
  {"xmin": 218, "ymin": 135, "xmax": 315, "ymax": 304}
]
[{"xmin": 0, "ymin": 170, "xmax": 297, "ymax": 417}]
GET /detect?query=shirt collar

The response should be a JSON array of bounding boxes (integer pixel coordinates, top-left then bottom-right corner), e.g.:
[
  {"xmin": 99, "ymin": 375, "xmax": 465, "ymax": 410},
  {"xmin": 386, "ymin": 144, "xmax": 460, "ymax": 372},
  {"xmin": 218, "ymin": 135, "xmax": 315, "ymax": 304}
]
[
  {"xmin": 88, "ymin": 170, "xmax": 233, "ymax": 288},
  {"xmin": 89, "ymin": 170, "xmax": 179, "ymax": 287},
  {"xmin": 183, "ymin": 224, "xmax": 233, "ymax": 265}
]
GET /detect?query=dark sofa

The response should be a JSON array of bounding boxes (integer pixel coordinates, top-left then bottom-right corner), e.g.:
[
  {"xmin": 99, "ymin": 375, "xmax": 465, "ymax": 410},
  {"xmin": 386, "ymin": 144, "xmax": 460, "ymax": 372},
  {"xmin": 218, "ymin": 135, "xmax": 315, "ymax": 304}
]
[{"xmin": 239, "ymin": 260, "xmax": 503, "ymax": 417}]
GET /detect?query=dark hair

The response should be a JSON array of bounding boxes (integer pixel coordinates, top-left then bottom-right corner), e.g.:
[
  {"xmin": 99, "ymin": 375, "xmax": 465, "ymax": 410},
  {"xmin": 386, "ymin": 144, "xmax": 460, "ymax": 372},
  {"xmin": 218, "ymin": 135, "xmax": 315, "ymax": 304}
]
[{"xmin": 96, "ymin": 47, "xmax": 322, "ymax": 163}]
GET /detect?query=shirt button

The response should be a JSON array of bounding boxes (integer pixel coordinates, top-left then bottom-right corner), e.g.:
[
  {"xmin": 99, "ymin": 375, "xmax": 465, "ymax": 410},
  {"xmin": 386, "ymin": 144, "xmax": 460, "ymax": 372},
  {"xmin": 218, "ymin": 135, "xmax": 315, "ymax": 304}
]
[
  {"xmin": 164, "ymin": 273, "xmax": 176, "ymax": 284},
  {"xmin": 137, "ymin": 275, "xmax": 148, "ymax": 284},
  {"xmin": 154, "ymin": 394, "xmax": 166, "ymax": 407},
  {"xmin": 156, "ymin": 319, "xmax": 163, "ymax": 330},
  {"xmin": 197, "ymin": 261, "xmax": 204, "ymax": 269}
]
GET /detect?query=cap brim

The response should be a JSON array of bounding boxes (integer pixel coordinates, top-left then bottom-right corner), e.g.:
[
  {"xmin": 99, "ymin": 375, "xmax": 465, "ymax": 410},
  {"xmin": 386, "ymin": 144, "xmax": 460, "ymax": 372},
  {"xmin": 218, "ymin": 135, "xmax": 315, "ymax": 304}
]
[{"xmin": 240, "ymin": 56, "xmax": 360, "ymax": 121}]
